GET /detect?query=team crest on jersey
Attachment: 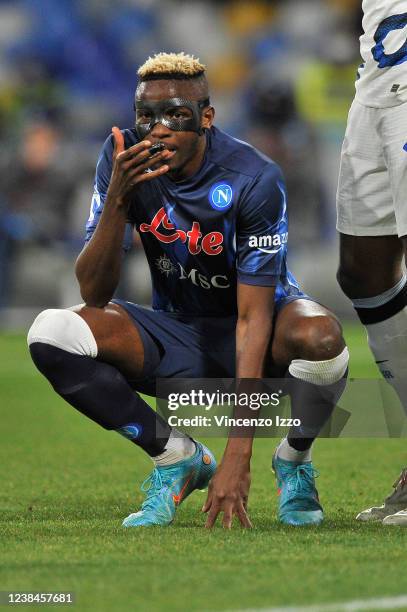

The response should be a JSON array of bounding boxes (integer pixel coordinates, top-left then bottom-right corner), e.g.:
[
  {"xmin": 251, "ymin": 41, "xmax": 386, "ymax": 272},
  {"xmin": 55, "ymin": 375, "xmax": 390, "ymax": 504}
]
[
  {"xmin": 156, "ymin": 254, "xmax": 177, "ymax": 276},
  {"xmin": 209, "ymin": 183, "xmax": 233, "ymax": 211}
]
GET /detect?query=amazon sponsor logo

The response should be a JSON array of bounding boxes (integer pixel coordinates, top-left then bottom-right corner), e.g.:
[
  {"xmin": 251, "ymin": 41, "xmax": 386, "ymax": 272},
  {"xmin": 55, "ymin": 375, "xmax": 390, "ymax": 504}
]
[{"xmin": 248, "ymin": 233, "xmax": 288, "ymax": 254}]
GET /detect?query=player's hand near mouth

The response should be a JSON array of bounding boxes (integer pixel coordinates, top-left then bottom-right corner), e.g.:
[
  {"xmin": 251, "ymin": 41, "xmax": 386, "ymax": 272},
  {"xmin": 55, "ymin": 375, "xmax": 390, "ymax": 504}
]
[
  {"xmin": 110, "ymin": 126, "xmax": 174, "ymax": 204},
  {"xmin": 75, "ymin": 127, "xmax": 174, "ymax": 307}
]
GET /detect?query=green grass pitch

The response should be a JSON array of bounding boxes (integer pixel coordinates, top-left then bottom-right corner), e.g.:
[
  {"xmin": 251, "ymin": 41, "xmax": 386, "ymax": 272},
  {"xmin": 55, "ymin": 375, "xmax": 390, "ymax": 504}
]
[{"xmin": 1, "ymin": 324, "xmax": 407, "ymax": 611}]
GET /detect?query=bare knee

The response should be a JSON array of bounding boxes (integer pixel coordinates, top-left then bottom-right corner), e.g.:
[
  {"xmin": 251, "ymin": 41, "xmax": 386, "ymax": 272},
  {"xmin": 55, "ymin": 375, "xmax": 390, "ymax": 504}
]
[
  {"xmin": 73, "ymin": 302, "xmax": 142, "ymax": 351},
  {"xmin": 337, "ymin": 264, "xmax": 362, "ymax": 299},
  {"xmin": 338, "ymin": 234, "xmax": 403, "ymax": 299},
  {"xmin": 337, "ymin": 258, "xmax": 380, "ymax": 299},
  {"xmin": 286, "ymin": 315, "xmax": 345, "ymax": 362},
  {"xmin": 72, "ymin": 303, "xmax": 127, "ymax": 345},
  {"xmin": 72, "ymin": 303, "xmax": 145, "ymax": 377},
  {"xmin": 28, "ymin": 304, "xmax": 144, "ymax": 378}
]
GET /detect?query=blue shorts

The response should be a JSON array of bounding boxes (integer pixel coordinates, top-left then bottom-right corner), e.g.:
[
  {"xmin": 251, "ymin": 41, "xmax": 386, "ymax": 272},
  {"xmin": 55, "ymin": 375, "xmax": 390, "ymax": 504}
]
[{"xmin": 113, "ymin": 293, "xmax": 312, "ymax": 396}]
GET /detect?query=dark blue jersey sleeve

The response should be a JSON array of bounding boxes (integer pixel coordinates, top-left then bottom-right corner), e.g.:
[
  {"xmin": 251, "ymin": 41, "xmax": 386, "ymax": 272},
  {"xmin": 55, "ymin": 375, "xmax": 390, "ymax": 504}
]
[
  {"xmin": 236, "ymin": 163, "xmax": 288, "ymax": 286},
  {"xmin": 85, "ymin": 133, "xmax": 134, "ymax": 250}
]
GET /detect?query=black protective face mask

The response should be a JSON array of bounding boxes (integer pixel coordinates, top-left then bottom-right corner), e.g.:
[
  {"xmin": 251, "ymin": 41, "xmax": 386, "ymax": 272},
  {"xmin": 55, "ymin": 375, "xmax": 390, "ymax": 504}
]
[{"xmin": 134, "ymin": 97, "xmax": 210, "ymax": 140}]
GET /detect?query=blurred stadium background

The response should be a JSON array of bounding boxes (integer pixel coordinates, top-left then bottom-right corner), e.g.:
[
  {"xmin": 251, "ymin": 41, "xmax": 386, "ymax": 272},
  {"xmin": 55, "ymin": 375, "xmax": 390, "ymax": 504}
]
[{"xmin": 0, "ymin": 0, "xmax": 363, "ymax": 329}]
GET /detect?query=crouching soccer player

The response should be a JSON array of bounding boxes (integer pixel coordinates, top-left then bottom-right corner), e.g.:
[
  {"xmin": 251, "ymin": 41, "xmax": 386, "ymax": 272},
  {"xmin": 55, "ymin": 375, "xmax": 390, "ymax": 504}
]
[{"xmin": 28, "ymin": 52, "xmax": 349, "ymax": 528}]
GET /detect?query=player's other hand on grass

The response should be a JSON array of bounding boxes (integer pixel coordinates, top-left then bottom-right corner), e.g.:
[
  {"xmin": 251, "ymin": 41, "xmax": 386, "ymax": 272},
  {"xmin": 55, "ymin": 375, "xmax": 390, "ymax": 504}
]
[
  {"xmin": 202, "ymin": 455, "xmax": 252, "ymax": 529},
  {"xmin": 108, "ymin": 126, "xmax": 174, "ymax": 206}
]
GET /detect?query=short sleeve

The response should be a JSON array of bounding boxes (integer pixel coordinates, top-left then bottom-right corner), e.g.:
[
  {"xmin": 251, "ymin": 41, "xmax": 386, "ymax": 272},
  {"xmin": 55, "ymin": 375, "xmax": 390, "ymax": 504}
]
[
  {"xmin": 236, "ymin": 163, "xmax": 288, "ymax": 286},
  {"xmin": 85, "ymin": 133, "xmax": 134, "ymax": 251}
]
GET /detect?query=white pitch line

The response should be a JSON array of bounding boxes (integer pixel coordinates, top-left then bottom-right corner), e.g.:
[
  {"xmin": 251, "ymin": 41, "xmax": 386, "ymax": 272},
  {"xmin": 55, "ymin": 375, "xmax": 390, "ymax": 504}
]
[{"xmin": 232, "ymin": 594, "xmax": 407, "ymax": 612}]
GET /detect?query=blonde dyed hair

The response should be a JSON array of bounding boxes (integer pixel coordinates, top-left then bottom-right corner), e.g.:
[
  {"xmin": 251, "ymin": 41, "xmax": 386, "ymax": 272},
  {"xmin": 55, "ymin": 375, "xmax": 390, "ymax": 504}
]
[{"xmin": 138, "ymin": 52, "xmax": 206, "ymax": 80}]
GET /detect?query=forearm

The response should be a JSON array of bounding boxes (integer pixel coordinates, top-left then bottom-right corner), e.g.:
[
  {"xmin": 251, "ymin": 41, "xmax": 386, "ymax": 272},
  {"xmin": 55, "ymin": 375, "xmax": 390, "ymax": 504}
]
[
  {"xmin": 223, "ymin": 315, "xmax": 273, "ymax": 460},
  {"xmin": 76, "ymin": 129, "xmax": 174, "ymax": 307},
  {"xmin": 236, "ymin": 315, "xmax": 272, "ymax": 378},
  {"xmin": 75, "ymin": 196, "xmax": 128, "ymax": 307}
]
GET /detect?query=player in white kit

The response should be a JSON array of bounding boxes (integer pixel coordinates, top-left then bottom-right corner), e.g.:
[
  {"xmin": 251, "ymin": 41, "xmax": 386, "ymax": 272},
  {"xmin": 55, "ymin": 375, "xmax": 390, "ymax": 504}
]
[{"xmin": 337, "ymin": 1, "xmax": 407, "ymax": 526}]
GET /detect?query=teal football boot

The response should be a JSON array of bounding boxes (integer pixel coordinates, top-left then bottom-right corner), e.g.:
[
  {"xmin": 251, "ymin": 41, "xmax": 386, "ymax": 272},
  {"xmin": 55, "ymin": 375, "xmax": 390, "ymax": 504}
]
[
  {"xmin": 272, "ymin": 453, "xmax": 323, "ymax": 526},
  {"xmin": 122, "ymin": 442, "xmax": 216, "ymax": 527}
]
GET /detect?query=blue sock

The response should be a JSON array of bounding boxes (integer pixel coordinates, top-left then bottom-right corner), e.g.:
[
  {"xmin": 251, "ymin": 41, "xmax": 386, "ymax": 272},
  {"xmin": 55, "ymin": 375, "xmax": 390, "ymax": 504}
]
[{"xmin": 29, "ymin": 343, "xmax": 171, "ymax": 456}]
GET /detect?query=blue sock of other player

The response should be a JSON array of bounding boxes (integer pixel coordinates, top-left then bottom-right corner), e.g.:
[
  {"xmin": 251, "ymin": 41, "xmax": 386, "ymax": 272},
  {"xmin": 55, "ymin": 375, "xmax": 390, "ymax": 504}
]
[{"xmin": 27, "ymin": 309, "xmax": 195, "ymax": 464}]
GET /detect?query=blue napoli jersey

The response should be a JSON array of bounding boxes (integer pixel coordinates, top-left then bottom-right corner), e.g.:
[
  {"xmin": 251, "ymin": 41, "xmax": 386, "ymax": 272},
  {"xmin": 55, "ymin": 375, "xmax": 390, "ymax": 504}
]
[{"xmin": 86, "ymin": 126, "xmax": 302, "ymax": 315}]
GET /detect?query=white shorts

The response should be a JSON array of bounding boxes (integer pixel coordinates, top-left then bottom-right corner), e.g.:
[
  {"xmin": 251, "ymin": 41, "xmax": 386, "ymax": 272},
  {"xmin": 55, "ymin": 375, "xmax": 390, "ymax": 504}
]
[{"xmin": 336, "ymin": 99, "xmax": 407, "ymax": 237}]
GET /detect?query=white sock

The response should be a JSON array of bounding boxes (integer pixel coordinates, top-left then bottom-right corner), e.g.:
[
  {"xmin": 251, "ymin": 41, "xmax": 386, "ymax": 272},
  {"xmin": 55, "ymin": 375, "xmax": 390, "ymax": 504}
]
[
  {"xmin": 276, "ymin": 437, "xmax": 312, "ymax": 463},
  {"xmin": 365, "ymin": 307, "xmax": 407, "ymax": 414},
  {"xmin": 153, "ymin": 430, "xmax": 196, "ymax": 467}
]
